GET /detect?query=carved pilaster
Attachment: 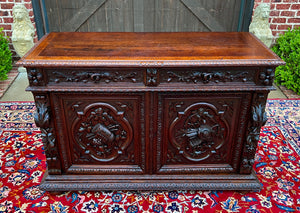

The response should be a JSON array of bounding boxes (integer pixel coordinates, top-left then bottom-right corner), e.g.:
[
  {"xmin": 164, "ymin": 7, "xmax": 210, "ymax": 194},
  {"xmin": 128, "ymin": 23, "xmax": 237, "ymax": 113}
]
[
  {"xmin": 240, "ymin": 94, "xmax": 268, "ymax": 174},
  {"xmin": 34, "ymin": 95, "xmax": 61, "ymax": 174}
]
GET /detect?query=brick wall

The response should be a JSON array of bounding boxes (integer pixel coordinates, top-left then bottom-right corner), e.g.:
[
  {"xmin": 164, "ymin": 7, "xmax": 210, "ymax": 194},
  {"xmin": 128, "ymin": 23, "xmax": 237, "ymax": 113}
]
[
  {"xmin": 254, "ymin": 0, "xmax": 300, "ymax": 38},
  {"xmin": 0, "ymin": 0, "xmax": 37, "ymax": 61}
]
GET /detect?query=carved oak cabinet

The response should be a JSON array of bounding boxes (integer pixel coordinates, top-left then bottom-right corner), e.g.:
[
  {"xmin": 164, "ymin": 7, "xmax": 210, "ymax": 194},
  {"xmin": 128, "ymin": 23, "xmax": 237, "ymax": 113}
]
[{"xmin": 17, "ymin": 32, "xmax": 284, "ymax": 191}]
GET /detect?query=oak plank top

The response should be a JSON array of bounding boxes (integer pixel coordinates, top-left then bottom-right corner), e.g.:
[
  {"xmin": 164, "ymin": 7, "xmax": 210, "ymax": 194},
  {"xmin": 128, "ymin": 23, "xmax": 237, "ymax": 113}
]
[{"xmin": 17, "ymin": 32, "xmax": 284, "ymax": 67}]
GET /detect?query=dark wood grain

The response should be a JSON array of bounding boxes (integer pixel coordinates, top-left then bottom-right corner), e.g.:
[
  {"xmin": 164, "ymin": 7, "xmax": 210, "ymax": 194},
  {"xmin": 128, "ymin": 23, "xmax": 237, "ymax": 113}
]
[
  {"xmin": 18, "ymin": 32, "xmax": 283, "ymax": 68},
  {"xmin": 18, "ymin": 32, "xmax": 284, "ymax": 191}
]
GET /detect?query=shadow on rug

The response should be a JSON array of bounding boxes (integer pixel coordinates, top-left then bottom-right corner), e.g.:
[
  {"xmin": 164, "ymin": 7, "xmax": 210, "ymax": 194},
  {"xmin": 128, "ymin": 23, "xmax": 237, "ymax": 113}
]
[{"xmin": 0, "ymin": 100, "xmax": 299, "ymax": 212}]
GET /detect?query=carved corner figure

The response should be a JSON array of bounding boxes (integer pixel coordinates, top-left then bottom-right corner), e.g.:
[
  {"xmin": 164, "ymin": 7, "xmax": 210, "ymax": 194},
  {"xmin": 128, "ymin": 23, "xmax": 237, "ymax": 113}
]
[
  {"xmin": 12, "ymin": 4, "xmax": 35, "ymax": 71},
  {"xmin": 249, "ymin": 3, "xmax": 273, "ymax": 48}
]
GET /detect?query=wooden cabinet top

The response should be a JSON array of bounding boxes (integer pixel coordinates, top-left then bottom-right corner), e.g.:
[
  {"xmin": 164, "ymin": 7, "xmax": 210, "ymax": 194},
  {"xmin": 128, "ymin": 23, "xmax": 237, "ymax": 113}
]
[{"xmin": 17, "ymin": 32, "xmax": 284, "ymax": 68}]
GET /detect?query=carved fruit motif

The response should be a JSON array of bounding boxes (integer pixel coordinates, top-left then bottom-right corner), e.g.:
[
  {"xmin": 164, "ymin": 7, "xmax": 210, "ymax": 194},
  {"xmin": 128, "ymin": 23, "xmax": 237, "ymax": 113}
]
[
  {"xmin": 259, "ymin": 68, "xmax": 274, "ymax": 86},
  {"xmin": 169, "ymin": 103, "xmax": 229, "ymax": 161},
  {"xmin": 73, "ymin": 103, "xmax": 132, "ymax": 162},
  {"xmin": 28, "ymin": 69, "xmax": 44, "ymax": 86}
]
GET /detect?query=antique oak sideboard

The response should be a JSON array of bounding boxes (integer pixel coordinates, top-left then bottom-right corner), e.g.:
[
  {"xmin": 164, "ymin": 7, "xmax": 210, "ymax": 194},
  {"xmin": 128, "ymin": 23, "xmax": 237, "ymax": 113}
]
[{"xmin": 17, "ymin": 32, "xmax": 284, "ymax": 191}]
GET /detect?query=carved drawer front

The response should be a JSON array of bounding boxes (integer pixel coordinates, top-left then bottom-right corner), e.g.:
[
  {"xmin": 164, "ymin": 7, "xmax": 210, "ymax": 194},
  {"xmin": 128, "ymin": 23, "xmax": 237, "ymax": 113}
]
[
  {"xmin": 155, "ymin": 92, "xmax": 251, "ymax": 174},
  {"xmin": 52, "ymin": 93, "xmax": 145, "ymax": 175},
  {"xmin": 46, "ymin": 68, "xmax": 142, "ymax": 86},
  {"xmin": 159, "ymin": 67, "xmax": 255, "ymax": 85}
]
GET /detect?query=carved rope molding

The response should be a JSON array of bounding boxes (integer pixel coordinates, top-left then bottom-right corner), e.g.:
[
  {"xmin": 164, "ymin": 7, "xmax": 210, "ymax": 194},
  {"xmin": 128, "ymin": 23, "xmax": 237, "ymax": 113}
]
[
  {"xmin": 34, "ymin": 100, "xmax": 61, "ymax": 174},
  {"xmin": 67, "ymin": 167, "xmax": 143, "ymax": 174},
  {"xmin": 20, "ymin": 59, "xmax": 284, "ymax": 67},
  {"xmin": 159, "ymin": 166, "xmax": 234, "ymax": 173},
  {"xmin": 232, "ymin": 96, "xmax": 252, "ymax": 170}
]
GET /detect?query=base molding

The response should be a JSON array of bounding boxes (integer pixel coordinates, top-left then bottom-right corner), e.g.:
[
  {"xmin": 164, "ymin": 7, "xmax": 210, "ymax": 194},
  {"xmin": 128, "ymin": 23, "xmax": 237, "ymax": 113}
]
[{"xmin": 40, "ymin": 171, "xmax": 261, "ymax": 191}]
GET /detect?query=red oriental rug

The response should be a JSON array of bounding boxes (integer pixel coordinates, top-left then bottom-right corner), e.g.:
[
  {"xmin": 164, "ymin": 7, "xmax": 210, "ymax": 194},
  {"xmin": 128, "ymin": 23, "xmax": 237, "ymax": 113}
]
[{"xmin": 0, "ymin": 100, "xmax": 300, "ymax": 213}]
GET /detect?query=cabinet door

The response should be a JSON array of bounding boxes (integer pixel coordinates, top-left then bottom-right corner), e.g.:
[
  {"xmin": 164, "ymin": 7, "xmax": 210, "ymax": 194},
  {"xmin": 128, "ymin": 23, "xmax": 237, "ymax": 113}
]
[
  {"xmin": 155, "ymin": 92, "xmax": 251, "ymax": 174},
  {"xmin": 51, "ymin": 93, "xmax": 146, "ymax": 175}
]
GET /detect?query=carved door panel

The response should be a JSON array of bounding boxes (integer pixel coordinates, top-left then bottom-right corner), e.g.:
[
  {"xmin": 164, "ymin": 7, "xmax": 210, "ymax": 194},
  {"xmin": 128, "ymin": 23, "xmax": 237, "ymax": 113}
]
[
  {"xmin": 155, "ymin": 92, "xmax": 252, "ymax": 174},
  {"xmin": 51, "ymin": 93, "xmax": 146, "ymax": 175}
]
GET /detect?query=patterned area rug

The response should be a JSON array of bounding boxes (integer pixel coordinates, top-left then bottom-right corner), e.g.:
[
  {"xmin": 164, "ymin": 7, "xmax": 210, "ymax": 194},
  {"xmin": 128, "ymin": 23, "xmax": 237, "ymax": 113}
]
[
  {"xmin": 266, "ymin": 99, "xmax": 300, "ymax": 156},
  {"xmin": 0, "ymin": 100, "xmax": 299, "ymax": 212}
]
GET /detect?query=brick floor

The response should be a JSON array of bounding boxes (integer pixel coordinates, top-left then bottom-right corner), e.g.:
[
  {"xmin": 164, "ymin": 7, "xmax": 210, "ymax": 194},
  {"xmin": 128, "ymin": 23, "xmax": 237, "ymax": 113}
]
[
  {"xmin": 0, "ymin": 67, "xmax": 18, "ymax": 98},
  {"xmin": 278, "ymin": 85, "xmax": 300, "ymax": 99}
]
